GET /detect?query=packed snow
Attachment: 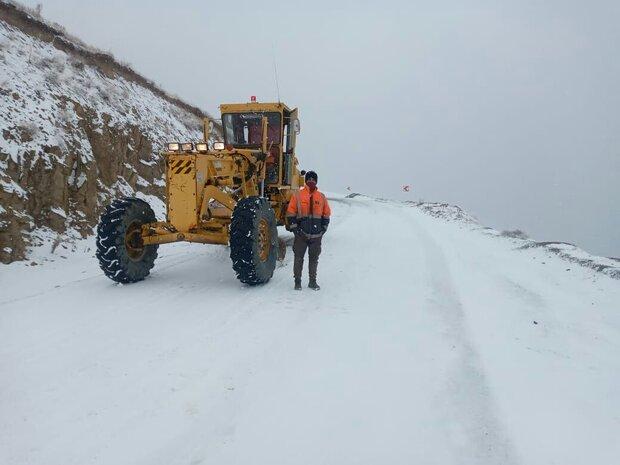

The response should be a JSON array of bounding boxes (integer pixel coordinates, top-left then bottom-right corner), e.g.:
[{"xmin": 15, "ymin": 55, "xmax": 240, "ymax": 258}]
[{"xmin": 1, "ymin": 195, "xmax": 618, "ymax": 465}]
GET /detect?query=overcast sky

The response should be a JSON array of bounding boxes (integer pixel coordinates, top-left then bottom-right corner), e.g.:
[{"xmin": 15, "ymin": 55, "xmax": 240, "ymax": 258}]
[{"xmin": 20, "ymin": 0, "xmax": 620, "ymax": 256}]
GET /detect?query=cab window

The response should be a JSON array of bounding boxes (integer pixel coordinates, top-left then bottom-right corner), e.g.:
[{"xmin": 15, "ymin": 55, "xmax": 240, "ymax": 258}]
[{"xmin": 222, "ymin": 112, "xmax": 281, "ymax": 147}]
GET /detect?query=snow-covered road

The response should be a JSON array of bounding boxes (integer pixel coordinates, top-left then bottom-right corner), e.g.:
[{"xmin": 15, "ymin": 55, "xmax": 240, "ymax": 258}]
[{"xmin": 1, "ymin": 195, "xmax": 619, "ymax": 465}]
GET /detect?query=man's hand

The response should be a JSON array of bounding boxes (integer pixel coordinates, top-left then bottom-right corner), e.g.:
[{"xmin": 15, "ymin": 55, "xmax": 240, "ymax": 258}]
[
  {"xmin": 286, "ymin": 218, "xmax": 297, "ymax": 233},
  {"xmin": 321, "ymin": 218, "xmax": 329, "ymax": 235}
]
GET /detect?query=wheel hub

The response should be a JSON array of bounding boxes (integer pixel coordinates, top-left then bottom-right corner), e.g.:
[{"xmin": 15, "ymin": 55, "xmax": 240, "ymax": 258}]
[
  {"xmin": 125, "ymin": 221, "xmax": 146, "ymax": 261},
  {"xmin": 257, "ymin": 218, "xmax": 271, "ymax": 262}
]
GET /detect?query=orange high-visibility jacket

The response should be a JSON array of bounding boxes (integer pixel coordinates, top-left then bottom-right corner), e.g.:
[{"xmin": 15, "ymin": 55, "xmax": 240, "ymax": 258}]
[{"xmin": 286, "ymin": 187, "xmax": 331, "ymax": 238}]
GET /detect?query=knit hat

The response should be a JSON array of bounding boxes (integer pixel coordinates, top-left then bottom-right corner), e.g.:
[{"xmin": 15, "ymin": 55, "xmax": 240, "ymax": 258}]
[{"xmin": 305, "ymin": 170, "xmax": 318, "ymax": 183}]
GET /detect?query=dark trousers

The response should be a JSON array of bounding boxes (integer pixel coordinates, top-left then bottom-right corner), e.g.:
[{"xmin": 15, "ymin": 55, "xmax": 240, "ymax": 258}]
[{"xmin": 293, "ymin": 234, "xmax": 322, "ymax": 281}]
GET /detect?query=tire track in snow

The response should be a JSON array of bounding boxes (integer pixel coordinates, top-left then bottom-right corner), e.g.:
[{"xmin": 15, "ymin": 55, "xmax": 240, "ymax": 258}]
[
  {"xmin": 2, "ymin": 196, "xmax": 525, "ymax": 465},
  {"xmin": 404, "ymin": 208, "xmax": 520, "ymax": 465},
  {"xmin": 0, "ymin": 246, "xmax": 207, "ymax": 307}
]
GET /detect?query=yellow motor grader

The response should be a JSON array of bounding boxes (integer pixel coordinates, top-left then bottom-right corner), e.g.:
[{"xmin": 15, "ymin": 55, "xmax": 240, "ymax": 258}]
[{"xmin": 96, "ymin": 100, "xmax": 303, "ymax": 285}]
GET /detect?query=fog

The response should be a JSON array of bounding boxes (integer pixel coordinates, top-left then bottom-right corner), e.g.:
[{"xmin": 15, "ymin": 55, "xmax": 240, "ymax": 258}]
[{"xmin": 20, "ymin": 0, "xmax": 620, "ymax": 256}]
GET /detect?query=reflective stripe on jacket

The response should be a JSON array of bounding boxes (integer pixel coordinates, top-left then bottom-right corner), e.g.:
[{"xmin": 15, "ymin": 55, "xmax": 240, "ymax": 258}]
[{"xmin": 286, "ymin": 187, "xmax": 331, "ymax": 238}]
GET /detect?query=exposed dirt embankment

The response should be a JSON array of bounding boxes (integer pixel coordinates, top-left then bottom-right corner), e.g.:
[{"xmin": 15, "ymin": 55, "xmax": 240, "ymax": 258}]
[{"xmin": 0, "ymin": 1, "xmax": 218, "ymax": 263}]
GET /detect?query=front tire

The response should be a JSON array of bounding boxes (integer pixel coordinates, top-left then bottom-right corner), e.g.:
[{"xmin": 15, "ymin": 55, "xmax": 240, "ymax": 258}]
[
  {"xmin": 96, "ymin": 197, "xmax": 158, "ymax": 283},
  {"xmin": 230, "ymin": 197, "xmax": 278, "ymax": 285}
]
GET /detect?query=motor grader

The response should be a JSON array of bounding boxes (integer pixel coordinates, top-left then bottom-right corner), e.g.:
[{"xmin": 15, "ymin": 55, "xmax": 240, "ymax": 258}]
[{"xmin": 96, "ymin": 100, "xmax": 303, "ymax": 285}]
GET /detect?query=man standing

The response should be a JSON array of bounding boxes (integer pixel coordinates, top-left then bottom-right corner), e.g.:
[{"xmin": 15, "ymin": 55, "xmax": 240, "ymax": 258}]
[{"xmin": 286, "ymin": 171, "xmax": 331, "ymax": 290}]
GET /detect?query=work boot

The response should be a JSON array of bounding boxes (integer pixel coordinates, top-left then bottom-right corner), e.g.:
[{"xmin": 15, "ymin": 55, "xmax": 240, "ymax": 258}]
[
  {"xmin": 308, "ymin": 280, "xmax": 320, "ymax": 291},
  {"xmin": 294, "ymin": 279, "xmax": 302, "ymax": 290}
]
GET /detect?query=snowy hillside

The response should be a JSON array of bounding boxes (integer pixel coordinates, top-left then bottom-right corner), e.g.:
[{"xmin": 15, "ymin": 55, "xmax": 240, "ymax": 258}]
[
  {"xmin": 1, "ymin": 195, "xmax": 618, "ymax": 465},
  {"xmin": 0, "ymin": 2, "xmax": 214, "ymax": 263}
]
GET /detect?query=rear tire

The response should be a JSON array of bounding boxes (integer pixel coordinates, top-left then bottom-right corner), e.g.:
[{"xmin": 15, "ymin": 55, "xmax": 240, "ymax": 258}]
[
  {"xmin": 96, "ymin": 197, "xmax": 158, "ymax": 283},
  {"xmin": 230, "ymin": 196, "xmax": 278, "ymax": 285}
]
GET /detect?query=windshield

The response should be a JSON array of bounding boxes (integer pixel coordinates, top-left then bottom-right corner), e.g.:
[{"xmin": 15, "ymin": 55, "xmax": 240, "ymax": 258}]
[{"xmin": 222, "ymin": 112, "xmax": 281, "ymax": 147}]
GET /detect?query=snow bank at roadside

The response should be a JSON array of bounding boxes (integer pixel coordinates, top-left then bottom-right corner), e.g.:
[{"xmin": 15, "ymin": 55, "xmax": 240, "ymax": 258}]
[{"xmin": 347, "ymin": 193, "xmax": 619, "ymax": 280}]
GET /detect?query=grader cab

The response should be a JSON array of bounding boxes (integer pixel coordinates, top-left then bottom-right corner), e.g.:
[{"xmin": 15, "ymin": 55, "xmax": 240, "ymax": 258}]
[{"xmin": 96, "ymin": 100, "xmax": 304, "ymax": 285}]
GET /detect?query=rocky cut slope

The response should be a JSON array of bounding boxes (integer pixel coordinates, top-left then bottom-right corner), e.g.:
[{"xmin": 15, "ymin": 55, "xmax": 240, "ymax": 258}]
[{"xmin": 0, "ymin": 1, "xmax": 216, "ymax": 263}]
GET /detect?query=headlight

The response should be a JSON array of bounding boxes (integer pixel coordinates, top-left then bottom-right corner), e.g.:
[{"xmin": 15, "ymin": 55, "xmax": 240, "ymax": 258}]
[
  {"xmin": 213, "ymin": 141, "xmax": 225, "ymax": 150},
  {"xmin": 181, "ymin": 142, "xmax": 194, "ymax": 151},
  {"xmin": 167, "ymin": 142, "xmax": 180, "ymax": 152},
  {"xmin": 195, "ymin": 142, "xmax": 208, "ymax": 152}
]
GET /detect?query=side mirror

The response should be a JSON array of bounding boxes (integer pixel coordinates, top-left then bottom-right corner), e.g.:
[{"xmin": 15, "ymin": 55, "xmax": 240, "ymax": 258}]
[{"xmin": 293, "ymin": 118, "xmax": 301, "ymax": 135}]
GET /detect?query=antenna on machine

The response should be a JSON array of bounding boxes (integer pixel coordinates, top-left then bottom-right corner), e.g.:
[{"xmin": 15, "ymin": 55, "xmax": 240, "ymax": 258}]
[{"xmin": 272, "ymin": 43, "xmax": 281, "ymax": 103}]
